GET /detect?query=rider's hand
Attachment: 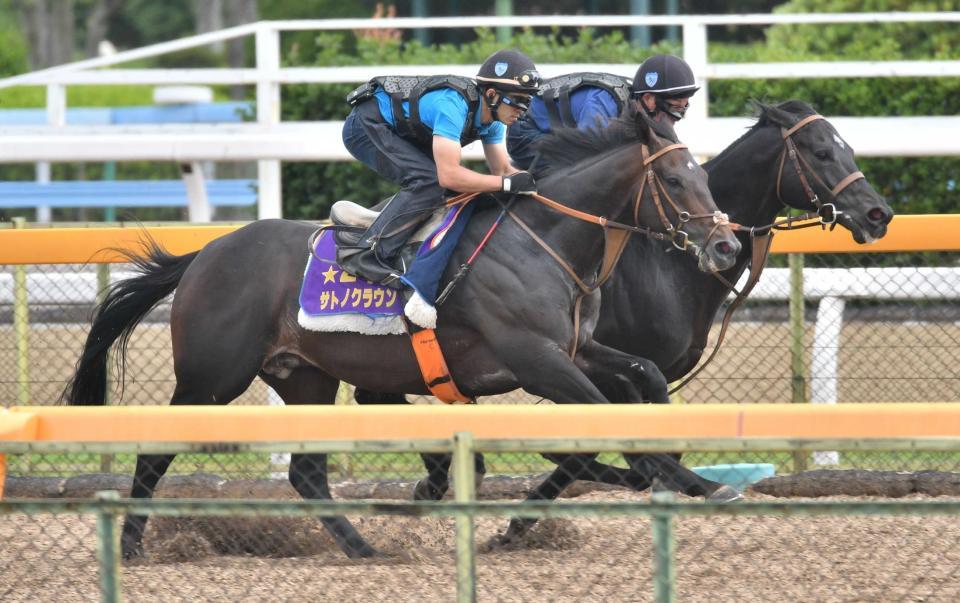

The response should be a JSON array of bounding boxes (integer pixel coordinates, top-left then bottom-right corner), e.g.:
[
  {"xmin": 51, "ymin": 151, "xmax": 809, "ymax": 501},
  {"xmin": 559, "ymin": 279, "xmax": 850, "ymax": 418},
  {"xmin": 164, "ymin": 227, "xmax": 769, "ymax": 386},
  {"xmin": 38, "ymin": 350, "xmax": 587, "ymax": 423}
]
[{"xmin": 501, "ymin": 171, "xmax": 537, "ymax": 195}]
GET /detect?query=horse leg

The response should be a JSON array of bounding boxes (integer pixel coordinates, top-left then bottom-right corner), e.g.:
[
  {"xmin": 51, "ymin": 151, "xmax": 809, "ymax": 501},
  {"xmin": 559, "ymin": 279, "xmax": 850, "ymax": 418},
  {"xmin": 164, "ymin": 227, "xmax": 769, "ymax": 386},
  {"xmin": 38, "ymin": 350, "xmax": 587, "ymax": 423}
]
[
  {"xmin": 496, "ymin": 453, "xmax": 593, "ymax": 544},
  {"xmin": 264, "ymin": 368, "xmax": 377, "ymax": 558},
  {"xmin": 574, "ymin": 341, "xmax": 736, "ymax": 500},
  {"xmin": 353, "ymin": 388, "xmax": 485, "ymax": 500},
  {"xmin": 120, "ymin": 362, "xmax": 259, "ymax": 559},
  {"xmin": 483, "ymin": 343, "xmax": 617, "ymax": 542},
  {"xmin": 121, "ymin": 453, "xmax": 176, "ymax": 558}
]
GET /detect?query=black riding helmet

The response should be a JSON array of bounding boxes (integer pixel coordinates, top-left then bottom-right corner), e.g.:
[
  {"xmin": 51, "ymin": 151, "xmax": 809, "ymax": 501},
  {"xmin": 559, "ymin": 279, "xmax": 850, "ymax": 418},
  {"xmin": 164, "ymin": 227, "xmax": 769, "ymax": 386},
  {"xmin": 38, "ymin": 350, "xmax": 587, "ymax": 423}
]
[
  {"xmin": 476, "ymin": 49, "xmax": 541, "ymax": 117},
  {"xmin": 631, "ymin": 54, "xmax": 699, "ymax": 120}
]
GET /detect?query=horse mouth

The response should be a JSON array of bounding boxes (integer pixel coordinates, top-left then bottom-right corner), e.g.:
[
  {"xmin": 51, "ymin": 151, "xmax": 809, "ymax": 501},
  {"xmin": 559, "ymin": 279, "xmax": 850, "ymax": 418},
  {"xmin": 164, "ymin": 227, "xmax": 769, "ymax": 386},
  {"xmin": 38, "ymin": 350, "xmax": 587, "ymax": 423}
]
[
  {"xmin": 842, "ymin": 211, "xmax": 890, "ymax": 245},
  {"xmin": 697, "ymin": 249, "xmax": 736, "ymax": 273}
]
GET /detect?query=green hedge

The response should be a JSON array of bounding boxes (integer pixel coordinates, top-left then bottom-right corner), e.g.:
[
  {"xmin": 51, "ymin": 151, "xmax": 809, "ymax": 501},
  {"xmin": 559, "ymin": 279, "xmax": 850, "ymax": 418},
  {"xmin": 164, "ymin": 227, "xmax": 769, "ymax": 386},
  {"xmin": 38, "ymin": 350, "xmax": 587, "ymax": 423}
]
[{"xmin": 281, "ymin": 19, "xmax": 960, "ymax": 221}]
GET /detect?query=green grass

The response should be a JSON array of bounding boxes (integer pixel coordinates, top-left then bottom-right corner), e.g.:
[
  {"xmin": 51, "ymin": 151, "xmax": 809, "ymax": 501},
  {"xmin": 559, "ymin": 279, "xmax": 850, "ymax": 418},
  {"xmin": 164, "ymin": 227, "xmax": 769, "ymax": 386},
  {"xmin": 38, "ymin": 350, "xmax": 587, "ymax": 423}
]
[
  {"xmin": 0, "ymin": 84, "xmax": 245, "ymax": 109},
  {"xmin": 8, "ymin": 450, "xmax": 958, "ymax": 484}
]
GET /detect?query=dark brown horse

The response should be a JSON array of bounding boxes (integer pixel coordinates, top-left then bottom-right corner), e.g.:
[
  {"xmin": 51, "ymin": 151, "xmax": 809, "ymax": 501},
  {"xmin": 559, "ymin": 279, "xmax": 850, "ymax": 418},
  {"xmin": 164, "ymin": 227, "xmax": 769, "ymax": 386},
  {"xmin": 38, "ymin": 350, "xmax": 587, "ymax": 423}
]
[
  {"xmin": 358, "ymin": 100, "xmax": 895, "ymax": 541},
  {"xmin": 64, "ymin": 111, "xmax": 742, "ymax": 559}
]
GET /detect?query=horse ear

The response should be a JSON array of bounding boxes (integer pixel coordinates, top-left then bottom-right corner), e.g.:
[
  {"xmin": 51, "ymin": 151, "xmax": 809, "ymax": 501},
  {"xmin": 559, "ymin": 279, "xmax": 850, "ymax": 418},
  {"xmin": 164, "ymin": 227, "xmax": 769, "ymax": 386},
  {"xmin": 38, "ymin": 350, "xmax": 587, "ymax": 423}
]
[
  {"xmin": 633, "ymin": 110, "xmax": 656, "ymax": 146},
  {"xmin": 760, "ymin": 102, "xmax": 797, "ymax": 129}
]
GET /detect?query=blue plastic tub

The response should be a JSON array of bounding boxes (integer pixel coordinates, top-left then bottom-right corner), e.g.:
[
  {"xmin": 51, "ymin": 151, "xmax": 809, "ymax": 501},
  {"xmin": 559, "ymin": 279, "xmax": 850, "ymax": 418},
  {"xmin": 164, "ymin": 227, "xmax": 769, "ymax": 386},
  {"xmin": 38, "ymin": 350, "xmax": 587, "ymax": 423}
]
[{"xmin": 690, "ymin": 463, "xmax": 776, "ymax": 490}]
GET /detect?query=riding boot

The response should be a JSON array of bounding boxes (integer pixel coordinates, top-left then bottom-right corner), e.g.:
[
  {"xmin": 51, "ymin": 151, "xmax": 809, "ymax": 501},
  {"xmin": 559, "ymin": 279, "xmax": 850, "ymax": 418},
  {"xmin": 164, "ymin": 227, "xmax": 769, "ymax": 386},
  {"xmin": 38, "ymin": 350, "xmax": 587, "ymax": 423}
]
[
  {"xmin": 336, "ymin": 246, "xmax": 404, "ymax": 288},
  {"xmin": 333, "ymin": 226, "xmax": 365, "ymax": 249}
]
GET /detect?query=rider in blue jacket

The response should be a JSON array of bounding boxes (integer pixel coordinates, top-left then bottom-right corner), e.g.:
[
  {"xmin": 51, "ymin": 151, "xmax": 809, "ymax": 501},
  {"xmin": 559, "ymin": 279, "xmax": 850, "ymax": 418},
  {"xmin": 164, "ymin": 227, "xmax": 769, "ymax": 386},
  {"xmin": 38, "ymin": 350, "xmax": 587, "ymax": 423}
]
[
  {"xmin": 337, "ymin": 49, "xmax": 542, "ymax": 286},
  {"xmin": 507, "ymin": 54, "xmax": 699, "ymax": 173}
]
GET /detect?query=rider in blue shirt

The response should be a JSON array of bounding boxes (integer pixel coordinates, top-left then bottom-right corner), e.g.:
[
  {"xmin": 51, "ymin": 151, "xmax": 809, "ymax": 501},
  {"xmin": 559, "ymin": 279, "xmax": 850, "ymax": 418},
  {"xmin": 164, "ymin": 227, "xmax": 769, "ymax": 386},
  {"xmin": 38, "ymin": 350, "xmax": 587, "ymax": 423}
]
[
  {"xmin": 337, "ymin": 49, "xmax": 542, "ymax": 286},
  {"xmin": 507, "ymin": 54, "xmax": 700, "ymax": 174}
]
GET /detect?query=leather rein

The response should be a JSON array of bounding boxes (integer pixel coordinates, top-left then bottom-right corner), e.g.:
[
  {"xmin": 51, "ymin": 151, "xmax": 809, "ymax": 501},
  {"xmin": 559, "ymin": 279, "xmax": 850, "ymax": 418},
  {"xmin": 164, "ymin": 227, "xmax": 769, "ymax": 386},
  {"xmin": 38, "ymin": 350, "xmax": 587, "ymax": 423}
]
[
  {"xmin": 668, "ymin": 113, "xmax": 867, "ymax": 394},
  {"xmin": 501, "ymin": 142, "xmax": 730, "ymax": 358}
]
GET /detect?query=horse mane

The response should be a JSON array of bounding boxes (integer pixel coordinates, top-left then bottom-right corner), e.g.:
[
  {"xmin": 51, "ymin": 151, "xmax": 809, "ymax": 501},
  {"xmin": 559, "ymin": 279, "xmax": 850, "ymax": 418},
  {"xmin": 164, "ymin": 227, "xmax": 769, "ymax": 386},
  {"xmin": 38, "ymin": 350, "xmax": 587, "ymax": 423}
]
[
  {"xmin": 534, "ymin": 109, "xmax": 679, "ymax": 175},
  {"xmin": 709, "ymin": 99, "xmax": 819, "ymax": 164}
]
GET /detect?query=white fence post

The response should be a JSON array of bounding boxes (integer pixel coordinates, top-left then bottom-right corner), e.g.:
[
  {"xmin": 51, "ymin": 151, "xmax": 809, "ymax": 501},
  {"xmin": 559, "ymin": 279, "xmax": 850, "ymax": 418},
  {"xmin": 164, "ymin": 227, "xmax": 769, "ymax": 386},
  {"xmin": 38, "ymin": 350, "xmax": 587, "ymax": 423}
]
[
  {"xmin": 36, "ymin": 84, "xmax": 67, "ymax": 224},
  {"xmin": 267, "ymin": 387, "xmax": 290, "ymax": 478},
  {"xmin": 811, "ymin": 295, "xmax": 845, "ymax": 465},
  {"xmin": 682, "ymin": 22, "xmax": 709, "ymax": 122},
  {"xmin": 256, "ymin": 24, "xmax": 282, "ymax": 220}
]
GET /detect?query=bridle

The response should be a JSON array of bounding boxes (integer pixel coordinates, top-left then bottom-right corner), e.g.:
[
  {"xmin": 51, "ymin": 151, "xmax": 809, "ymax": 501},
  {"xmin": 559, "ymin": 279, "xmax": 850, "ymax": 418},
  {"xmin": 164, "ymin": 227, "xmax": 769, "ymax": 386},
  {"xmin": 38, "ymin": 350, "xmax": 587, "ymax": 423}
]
[
  {"xmin": 499, "ymin": 141, "xmax": 729, "ymax": 356},
  {"xmin": 774, "ymin": 113, "xmax": 865, "ymax": 231},
  {"xmin": 670, "ymin": 112, "xmax": 868, "ymax": 395}
]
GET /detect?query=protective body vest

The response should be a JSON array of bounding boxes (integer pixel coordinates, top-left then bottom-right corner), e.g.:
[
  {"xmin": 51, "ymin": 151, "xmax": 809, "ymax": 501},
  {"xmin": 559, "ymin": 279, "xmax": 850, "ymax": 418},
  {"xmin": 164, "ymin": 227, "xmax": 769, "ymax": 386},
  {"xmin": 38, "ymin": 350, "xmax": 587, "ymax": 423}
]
[
  {"xmin": 348, "ymin": 75, "xmax": 482, "ymax": 147},
  {"xmin": 539, "ymin": 72, "xmax": 631, "ymax": 128}
]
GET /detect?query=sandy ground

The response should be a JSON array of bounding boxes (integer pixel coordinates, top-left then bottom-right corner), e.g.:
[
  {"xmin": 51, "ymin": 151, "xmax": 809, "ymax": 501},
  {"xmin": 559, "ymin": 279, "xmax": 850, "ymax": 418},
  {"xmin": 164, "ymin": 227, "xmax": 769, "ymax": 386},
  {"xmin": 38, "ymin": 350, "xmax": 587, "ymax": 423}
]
[{"xmin": 2, "ymin": 489, "xmax": 960, "ymax": 602}]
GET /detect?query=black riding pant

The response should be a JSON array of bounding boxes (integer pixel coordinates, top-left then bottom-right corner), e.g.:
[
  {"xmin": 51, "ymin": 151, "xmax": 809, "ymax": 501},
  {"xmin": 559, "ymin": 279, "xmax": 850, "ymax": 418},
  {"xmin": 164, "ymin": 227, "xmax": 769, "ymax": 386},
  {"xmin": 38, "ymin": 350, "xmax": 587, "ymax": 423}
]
[
  {"xmin": 505, "ymin": 114, "xmax": 549, "ymax": 175},
  {"xmin": 341, "ymin": 99, "xmax": 444, "ymax": 262}
]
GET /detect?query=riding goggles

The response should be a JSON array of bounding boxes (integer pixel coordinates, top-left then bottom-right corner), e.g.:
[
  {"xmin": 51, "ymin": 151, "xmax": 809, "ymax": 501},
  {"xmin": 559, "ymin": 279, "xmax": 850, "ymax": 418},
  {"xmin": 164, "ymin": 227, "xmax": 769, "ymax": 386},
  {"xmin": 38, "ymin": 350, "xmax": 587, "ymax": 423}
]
[{"xmin": 499, "ymin": 93, "xmax": 532, "ymax": 113}]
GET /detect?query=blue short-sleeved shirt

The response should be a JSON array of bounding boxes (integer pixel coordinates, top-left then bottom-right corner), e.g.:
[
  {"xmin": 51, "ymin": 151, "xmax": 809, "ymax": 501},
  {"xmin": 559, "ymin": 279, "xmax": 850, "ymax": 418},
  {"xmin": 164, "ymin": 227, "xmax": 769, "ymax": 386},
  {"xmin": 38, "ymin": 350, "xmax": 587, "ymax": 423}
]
[
  {"xmin": 528, "ymin": 86, "xmax": 621, "ymax": 133},
  {"xmin": 374, "ymin": 87, "xmax": 505, "ymax": 145}
]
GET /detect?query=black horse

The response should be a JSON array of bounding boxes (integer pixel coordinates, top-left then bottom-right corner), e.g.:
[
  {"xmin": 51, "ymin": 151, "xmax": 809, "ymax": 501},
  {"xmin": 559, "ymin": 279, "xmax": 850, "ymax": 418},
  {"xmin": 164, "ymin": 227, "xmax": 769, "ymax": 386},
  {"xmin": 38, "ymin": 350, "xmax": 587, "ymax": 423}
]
[
  {"xmin": 358, "ymin": 100, "xmax": 895, "ymax": 538},
  {"xmin": 64, "ymin": 111, "xmax": 742, "ymax": 560}
]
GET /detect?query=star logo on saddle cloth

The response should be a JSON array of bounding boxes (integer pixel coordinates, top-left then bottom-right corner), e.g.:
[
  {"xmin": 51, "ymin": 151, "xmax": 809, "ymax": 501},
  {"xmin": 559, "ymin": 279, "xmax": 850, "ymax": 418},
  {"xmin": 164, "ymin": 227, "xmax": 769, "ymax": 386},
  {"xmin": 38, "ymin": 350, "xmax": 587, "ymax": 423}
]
[{"xmin": 322, "ymin": 265, "xmax": 339, "ymax": 284}]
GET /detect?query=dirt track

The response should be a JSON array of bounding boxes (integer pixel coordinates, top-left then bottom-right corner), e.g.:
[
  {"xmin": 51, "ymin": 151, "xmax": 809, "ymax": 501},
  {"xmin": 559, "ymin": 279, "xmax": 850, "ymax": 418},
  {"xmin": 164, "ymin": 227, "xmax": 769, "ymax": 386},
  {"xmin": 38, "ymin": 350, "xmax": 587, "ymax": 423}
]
[{"xmin": 3, "ymin": 488, "xmax": 960, "ymax": 602}]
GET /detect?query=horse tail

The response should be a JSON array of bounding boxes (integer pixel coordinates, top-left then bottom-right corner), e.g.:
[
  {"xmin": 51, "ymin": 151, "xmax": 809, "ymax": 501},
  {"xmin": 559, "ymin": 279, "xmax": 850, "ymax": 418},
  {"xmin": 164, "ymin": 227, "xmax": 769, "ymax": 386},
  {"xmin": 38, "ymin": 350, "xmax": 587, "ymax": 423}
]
[{"xmin": 63, "ymin": 238, "xmax": 199, "ymax": 406}]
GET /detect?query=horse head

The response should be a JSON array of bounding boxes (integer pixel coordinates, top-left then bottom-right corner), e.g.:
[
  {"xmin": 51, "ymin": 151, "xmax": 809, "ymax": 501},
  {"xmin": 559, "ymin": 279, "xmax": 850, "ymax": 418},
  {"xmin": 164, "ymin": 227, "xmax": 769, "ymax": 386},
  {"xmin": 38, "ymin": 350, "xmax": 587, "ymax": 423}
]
[
  {"xmin": 536, "ymin": 110, "xmax": 741, "ymax": 273},
  {"xmin": 629, "ymin": 110, "xmax": 741, "ymax": 272},
  {"xmin": 758, "ymin": 100, "xmax": 893, "ymax": 243}
]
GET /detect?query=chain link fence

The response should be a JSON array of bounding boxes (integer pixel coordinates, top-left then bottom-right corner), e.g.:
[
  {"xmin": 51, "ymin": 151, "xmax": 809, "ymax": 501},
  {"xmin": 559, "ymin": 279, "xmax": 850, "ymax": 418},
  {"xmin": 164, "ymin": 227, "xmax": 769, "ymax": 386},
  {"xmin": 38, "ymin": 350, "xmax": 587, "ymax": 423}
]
[
  {"xmin": 3, "ymin": 442, "xmax": 960, "ymax": 601},
  {"xmin": 3, "ymin": 238, "xmax": 960, "ymax": 599},
  {"xmin": 2, "ymin": 251, "xmax": 959, "ymax": 408}
]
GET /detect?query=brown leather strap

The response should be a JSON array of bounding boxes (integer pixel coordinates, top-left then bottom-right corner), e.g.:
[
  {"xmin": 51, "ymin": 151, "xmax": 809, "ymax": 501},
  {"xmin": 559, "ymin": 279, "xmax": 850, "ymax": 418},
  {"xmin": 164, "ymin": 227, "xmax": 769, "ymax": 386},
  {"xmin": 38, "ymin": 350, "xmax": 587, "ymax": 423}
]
[
  {"xmin": 831, "ymin": 170, "xmax": 865, "ymax": 197},
  {"xmin": 597, "ymin": 229, "xmax": 633, "ymax": 289},
  {"xmin": 409, "ymin": 328, "xmax": 474, "ymax": 404},
  {"xmin": 781, "ymin": 114, "xmax": 823, "ymax": 138},
  {"xmin": 668, "ymin": 230, "xmax": 775, "ymax": 395},
  {"xmin": 508, "ymin": 209, "xmax": 594, "ymax": 294}
]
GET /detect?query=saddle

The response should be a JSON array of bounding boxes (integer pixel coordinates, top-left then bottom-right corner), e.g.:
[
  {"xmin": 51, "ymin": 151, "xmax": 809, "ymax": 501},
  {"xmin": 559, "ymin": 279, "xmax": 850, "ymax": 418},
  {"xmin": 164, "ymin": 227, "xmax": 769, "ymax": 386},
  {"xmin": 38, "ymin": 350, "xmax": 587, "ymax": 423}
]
[
  {"xmin": 298, "ymin": 198, "xmax": 479, "ymax": 404},
  {"xmin": 330, "ymin": 198, "xmax": 447, "ymax": 289}
]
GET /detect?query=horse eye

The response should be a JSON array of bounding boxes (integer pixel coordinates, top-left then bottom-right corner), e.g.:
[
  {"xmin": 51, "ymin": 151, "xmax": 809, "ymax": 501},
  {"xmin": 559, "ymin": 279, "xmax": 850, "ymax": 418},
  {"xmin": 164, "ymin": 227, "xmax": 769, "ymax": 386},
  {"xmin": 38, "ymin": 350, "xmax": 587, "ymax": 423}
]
[
  {"xmin": 815, "ymin": 149, "xmax": 831, "ymax": 160},
  {"xmin": 666, "ymin": 177, "xmax": 682, "ymax": 187}
]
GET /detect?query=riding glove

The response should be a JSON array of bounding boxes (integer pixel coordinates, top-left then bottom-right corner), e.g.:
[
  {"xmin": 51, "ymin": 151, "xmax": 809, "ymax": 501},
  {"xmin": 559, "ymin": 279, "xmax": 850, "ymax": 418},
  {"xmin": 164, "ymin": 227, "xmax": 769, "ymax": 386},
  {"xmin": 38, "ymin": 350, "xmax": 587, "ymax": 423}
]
[{"xmin": 502, "ymin": 171, "xmax": 537, "ymax": 195}]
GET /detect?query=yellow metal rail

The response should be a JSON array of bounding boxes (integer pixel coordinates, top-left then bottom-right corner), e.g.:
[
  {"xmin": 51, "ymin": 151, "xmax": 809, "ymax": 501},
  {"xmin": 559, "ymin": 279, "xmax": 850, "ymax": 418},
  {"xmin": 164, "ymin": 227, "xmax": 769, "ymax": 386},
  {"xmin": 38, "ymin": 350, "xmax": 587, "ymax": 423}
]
[
  {"xmin": 3, "ymin": 404, "xmax": 960, "ymax": 442},
  {"xmin": 0, "ymin": 215, "xmax": 957, "ymax": 265}
]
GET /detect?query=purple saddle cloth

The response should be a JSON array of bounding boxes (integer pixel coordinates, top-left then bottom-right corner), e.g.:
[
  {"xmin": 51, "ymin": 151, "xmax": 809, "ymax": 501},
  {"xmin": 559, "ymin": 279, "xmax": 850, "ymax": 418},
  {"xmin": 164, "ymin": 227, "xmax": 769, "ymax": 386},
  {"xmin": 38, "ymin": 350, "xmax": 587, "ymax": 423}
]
[{"xmin": 298, "ymin": 231, "xmax": 403, "ymax": 319}]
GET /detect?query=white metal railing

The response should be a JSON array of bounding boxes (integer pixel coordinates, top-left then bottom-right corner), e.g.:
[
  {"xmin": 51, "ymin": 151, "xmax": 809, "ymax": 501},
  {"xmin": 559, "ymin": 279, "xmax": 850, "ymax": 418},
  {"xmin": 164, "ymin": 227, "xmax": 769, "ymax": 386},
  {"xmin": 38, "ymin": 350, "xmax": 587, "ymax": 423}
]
[{"xmin": 1, "ymin": 13, "xmax": 959, "ymax": 219}]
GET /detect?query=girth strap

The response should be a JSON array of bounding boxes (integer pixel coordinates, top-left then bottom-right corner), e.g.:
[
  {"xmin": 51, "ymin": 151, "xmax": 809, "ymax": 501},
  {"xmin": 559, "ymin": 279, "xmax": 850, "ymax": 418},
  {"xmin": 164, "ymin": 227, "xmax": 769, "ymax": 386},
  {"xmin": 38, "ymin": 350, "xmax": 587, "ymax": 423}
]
[{"xmin": 409, "ymin": 328, "xmax": 474, "ymax": 404}]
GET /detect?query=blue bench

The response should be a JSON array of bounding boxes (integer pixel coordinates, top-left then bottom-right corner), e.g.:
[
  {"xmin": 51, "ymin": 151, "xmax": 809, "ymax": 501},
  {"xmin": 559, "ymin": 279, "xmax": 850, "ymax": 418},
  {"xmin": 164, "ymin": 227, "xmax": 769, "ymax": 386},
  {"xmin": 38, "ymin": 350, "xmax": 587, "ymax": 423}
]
[
  {"xmin": 0, "ymin": 179, "xmax": 257, "ymax": 209},
  {"xmin": 0, "ymin": 101, "xmax": 257, "ymax": 219}
]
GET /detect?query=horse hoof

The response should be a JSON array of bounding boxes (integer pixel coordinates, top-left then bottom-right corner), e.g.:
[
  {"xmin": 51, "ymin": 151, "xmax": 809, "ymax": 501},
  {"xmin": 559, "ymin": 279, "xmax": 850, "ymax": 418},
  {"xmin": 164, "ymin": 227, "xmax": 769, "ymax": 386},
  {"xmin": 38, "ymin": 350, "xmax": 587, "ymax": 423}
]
[
  {"xmin": 707, "ymin": 485, "xmax": 743, "ymax": 503},
  {"xmin": 121, "ymin": 542, "xmax": 145, "ymax": 561},
  {"xmin": 413, "ymin": 479, "xmax": 445, "ymax": 501},
  {"xmin": 346, "ymin": 544, "xmax": 378, "ymax": 559}
]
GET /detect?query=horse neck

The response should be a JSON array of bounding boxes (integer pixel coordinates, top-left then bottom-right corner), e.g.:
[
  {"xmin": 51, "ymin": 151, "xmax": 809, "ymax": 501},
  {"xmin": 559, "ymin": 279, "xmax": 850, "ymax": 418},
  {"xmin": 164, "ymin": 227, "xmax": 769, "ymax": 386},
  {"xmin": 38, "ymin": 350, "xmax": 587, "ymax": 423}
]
[
  {"xmin": 518, "ymin": 146, "xmax": 648, "ymax": 276},
  {"xmin": 704, "ymin": 124, "xmax": 787, "ymax": 230},
  {"xmin": 610, "ymin": 126, "xmax": 792, "ymax": 337}
]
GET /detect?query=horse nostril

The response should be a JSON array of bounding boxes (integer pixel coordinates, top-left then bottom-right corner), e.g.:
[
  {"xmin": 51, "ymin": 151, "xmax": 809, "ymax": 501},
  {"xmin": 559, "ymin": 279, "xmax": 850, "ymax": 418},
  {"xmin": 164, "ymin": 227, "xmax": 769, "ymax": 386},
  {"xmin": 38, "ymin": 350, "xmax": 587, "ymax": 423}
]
[
  {"xmin": 715, "ymin": 240, "xmax": 735, "ymax": 256},
  {"xmin": 868, "ymin": 207, "xmax": 890, "ymax": 223}
]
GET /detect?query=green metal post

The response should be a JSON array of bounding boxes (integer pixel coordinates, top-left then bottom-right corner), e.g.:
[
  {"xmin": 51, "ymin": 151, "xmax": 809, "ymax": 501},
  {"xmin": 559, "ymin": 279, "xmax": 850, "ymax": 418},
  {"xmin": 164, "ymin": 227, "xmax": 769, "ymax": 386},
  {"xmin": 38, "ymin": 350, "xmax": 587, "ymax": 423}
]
[
  {"xmin": 630, "ymin": 0, "xmax": 652, "ymax": 48},
  {"xmin": 789, "ymin": 253, "xmax": 808, "ymax": 473},
  {"xmin": 651, "ymin": 489, "xmax": 676, "ymax": 603},
  {"xmin": 411, "ymin": 0, "xmax": 430, "ymax": 45},
  {"xmin": 95, "ymin": 490, "xmax": 121, "ymax": 603},
  {"xmin": 453, "ymin": 432, "xmax": 476, "ymax": 603},
  {"xmin": 495, "ymin": 0, "xmax": 513, "ymax": 43},
  {"xmin": 12, "ymin": 217, "xmax": 31, "ymax": 405},
  {"xmin": 665, "ymin": 0, "xmax": 680, "ymax": 42}
]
